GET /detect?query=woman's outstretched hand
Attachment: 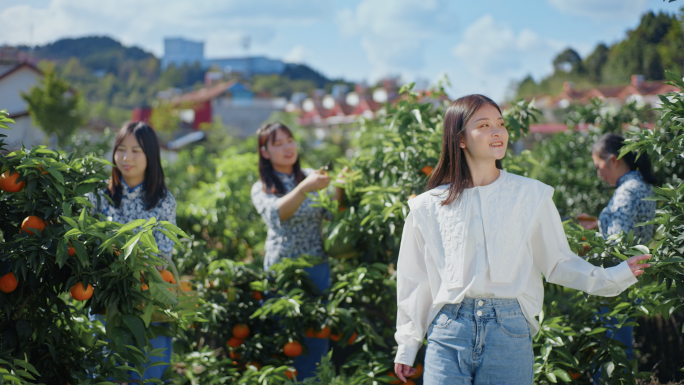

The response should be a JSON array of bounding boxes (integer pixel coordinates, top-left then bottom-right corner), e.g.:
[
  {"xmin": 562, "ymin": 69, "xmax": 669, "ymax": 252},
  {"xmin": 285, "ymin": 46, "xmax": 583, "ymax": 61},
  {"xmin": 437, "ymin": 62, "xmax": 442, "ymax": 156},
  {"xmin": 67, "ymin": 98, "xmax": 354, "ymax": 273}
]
[
  {"xmin": 394, "ymin": 363, "xmax": 416, "ymax": 383},
  {"xmin": 299, "ymin": 169, "xmax": 331, "ymax": 193},
  {"xmin": 627, "ymin": 254, "xmax": 651, "ymax": 277}
]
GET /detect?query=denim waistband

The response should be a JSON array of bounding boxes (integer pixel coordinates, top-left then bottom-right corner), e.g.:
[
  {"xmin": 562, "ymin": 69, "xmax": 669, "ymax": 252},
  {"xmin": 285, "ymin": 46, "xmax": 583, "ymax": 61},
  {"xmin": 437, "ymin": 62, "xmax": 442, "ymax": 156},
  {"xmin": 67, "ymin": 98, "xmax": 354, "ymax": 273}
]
[{"xmin": 440, "ymin": 297, "xmax": 522, "ymax": 320}]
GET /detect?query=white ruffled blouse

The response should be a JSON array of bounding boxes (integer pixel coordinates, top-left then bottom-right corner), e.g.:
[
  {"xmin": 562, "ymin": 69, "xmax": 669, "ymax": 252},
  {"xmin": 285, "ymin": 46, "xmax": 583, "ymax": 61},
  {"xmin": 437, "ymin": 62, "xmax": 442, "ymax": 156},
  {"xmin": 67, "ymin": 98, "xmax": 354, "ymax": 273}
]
[{"xmin": 394, "ymin": 170, "xmax": 638, "ymax": 365}]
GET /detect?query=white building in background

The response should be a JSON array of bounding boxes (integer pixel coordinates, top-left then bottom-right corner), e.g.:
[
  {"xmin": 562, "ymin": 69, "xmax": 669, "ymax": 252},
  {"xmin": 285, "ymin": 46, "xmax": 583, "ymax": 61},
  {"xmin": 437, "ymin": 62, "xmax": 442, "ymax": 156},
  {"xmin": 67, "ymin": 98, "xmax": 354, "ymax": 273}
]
[
  {"xmin": 0, "ymin": 53, "xmax": 45, "ymax": 151},
  {"xmin": 161, "ymin": 37, "xmax": 204, "ymax": 70}
]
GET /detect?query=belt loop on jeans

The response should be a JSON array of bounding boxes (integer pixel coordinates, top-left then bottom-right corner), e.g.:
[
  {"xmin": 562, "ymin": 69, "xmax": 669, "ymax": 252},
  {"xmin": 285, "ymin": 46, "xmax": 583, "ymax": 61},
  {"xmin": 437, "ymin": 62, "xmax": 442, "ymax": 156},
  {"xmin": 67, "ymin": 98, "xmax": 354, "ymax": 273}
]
[{"xmin": 494, "ymin": 306, "xmax": 503, "ymax": 324}]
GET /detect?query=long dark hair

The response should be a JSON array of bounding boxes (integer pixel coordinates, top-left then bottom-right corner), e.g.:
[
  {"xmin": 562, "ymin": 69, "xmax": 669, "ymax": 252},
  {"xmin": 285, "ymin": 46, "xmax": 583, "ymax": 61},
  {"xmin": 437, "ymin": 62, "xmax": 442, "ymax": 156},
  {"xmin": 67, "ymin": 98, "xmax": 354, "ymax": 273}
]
[
  {"xmin": 592, "ymin": 133, "xmax": 658, "ymax": 185},
  {"xmin": 426, "ymin": 94, "xmax": 504, "ymax": 206},
  {"xmin": 108, "ymin": 121, "xmax": 168, "ymax": 210},
  {"xmin": 256, "ymin": 122, "xmax": 304, "ymax": 195}
]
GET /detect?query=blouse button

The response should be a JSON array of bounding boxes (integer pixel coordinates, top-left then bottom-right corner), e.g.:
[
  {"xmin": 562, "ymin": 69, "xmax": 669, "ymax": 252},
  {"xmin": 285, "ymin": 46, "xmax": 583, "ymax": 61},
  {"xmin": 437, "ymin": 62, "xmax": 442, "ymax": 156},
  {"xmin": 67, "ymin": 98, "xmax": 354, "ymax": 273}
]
[
  {"xmin": 477, "ymin": 310, "xmax": 483, "ymax": 316},
  {"xmin": 478, "ymin": 300, "xmax": 484, "ymax": 306}
]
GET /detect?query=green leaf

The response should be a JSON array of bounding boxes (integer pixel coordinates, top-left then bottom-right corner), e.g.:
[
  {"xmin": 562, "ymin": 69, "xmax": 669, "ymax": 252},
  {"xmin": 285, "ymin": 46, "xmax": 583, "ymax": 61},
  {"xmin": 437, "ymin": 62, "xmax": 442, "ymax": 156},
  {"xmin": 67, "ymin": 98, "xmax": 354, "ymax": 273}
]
[
  {"xmin": 122, "ymin": 314, "xmax": 146, "ymax": 347},
  {"xmin": 118, "ymin": 219, "xmax": 146, "ymax": 234},
  {"xmin": 552, "ymin": 369, "xmax": 573, "ymax": 383},
  {"xmin": 122, "ymin": 232, "xmax": 144, "ymax": 260},
  {"xmin": 545, "ymin": 372, "xmax": 558, "ymax": 383},
  {"xmin": 159, "ymin": 221, "xmax": 190, "ymax": 239},
  {"xmin": 150, "ymin": 282, "xmax": 178, "ymax": 305},
  {"xmin": 141, "ymin": 301, "xmax": 155, "ymax": 327},
  {"xmin": 587, "ymin": 327, "xmax": 607, "ymax": 335}
]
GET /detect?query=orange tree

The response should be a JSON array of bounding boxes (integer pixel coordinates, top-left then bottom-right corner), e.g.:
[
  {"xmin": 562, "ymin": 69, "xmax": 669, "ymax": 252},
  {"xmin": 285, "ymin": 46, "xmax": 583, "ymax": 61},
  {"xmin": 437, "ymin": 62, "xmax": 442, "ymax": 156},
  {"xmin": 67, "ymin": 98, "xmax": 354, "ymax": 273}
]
[{"xmin": 0, "ymin": 109, "xmax": 201, "ymax": 384}]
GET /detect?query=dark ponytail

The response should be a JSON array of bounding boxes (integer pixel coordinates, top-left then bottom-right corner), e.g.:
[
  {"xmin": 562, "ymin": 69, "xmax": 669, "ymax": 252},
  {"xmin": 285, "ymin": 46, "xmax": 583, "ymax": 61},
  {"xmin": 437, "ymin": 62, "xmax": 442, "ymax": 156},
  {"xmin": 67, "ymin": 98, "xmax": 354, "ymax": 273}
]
[{"xmin": 592, "ymin": 133, "xmax": 658, "ymax": 185}]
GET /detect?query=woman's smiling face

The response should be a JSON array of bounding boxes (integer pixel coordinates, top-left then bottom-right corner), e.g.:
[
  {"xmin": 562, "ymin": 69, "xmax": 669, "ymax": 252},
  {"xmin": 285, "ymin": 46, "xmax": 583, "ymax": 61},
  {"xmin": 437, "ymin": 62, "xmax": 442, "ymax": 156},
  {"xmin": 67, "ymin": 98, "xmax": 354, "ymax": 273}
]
[
  {"xmin": 260, "ymin": 128, "xmax": 298, "ymax": 168},
  {"xmin": 460, "ymin": 104, "xmax": 509, "ymax": 162},
  {"xmin": 114, "ymin": 133, "xmax": 147, "ymax": 183}
]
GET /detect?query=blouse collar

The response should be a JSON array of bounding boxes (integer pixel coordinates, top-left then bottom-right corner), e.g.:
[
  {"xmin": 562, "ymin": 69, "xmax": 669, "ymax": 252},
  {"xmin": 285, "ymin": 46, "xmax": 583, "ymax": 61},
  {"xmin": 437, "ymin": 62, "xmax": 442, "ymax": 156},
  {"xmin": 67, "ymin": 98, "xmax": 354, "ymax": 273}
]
[
  {"xmin": 274, "ymin": 170, "xmax": 296, "ymax": 183},
  {"xmin": 122, "ymin": 179, "xmax": 144, "ymax": 198},
  {"xmin": 435, "ymin": 169, "xmax": 507, "ymax": 192},
  {"xmin": 616, "ymin": 170, "xmax": 640, "ymax": 188}
]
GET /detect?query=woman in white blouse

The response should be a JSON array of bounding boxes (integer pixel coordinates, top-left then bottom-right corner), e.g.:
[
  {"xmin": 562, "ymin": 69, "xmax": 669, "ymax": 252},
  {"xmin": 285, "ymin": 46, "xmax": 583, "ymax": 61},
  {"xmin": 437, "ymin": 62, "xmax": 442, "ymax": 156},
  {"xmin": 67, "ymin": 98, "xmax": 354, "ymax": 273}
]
[{"xmin": 393, "ymin": 95, "xmax": 651, "ymax": 384}]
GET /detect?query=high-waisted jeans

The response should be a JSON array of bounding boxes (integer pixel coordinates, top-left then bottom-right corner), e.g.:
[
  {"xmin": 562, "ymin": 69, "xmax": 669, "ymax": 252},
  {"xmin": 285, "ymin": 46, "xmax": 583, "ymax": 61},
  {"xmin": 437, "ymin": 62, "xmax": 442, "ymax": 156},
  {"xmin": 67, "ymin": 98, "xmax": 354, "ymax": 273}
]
[{"xmin": 424, "ymin": 298, "xmax": 534, "ymax": 384}]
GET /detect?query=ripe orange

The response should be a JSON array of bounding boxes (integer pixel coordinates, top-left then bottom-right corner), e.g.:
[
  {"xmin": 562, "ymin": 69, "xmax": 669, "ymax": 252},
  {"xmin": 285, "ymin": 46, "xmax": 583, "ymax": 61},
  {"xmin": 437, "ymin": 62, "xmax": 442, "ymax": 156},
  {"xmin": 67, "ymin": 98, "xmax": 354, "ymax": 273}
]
[
  {"xmin": 305, "ymin": 328, "xmax": 316, "ymax": 338},
  {"xmin": 227, "ymin": 337, "xmax": 243, "ymax": 348},
  {"xmin": 410, "ymin": 363, "xmax": 423, "ymax": 379},
  {"xmin": 569, "ymin": 370, "xmax": 580, "ymax": 380},
  {"xmin": 0, "ymin": 171, "xmax": 25, "ymax": 193},
  {"xmin": 246, "ymin": 362, "xmax": 262, "ymax": 371},
  {"xmin": 68, "ymin": 247, "xmax": 75, "ymax": 256},
  {"xmin": 35, "ymin": 165, "xmax": 49, "ymax": 175},
  {"xmin": 285, "ymin": 367, "xmax": 298, "ymax": 380},
  {"xmin": 233, "ymin": 324, "xmax": 250, "ymax": 339},
  {"xmin": 21, "ymin": 216, "xmax": 46, "ymax": 235},
  {"xmin": 330, "ymin": 333, "xmax": 342, "ymax": 342},
  {"xmin": 420, "ymin": 165, "xmax": 434, "ymax": 176},
  {"xmin": 160, "ymin": 269, "xmax": 175, "ymax": 284},
  {"xmin": 405, "ymin": 380, "xmax": 415, "ymax": 385},
  {"xmin": 347, "ymin": 331, "xmax": 358, "ymax": 345},
  {"xmin": 315, "ymin": 326, "xmax": 331, "ymax": 339},
  {"xmin": 70, "ymin": 282, "xmax": 94, "ymax": 301},
  {"xmin": 229, "ymin": 351, "xmax": 240, "ymax": 360},
  {"xmin": 252, "ymin": 291, "xmax": 262, "ymax": 300},
  {"xmin": 283, "ymin": 341, "xmax": 302, "ymax": 357},
  {"xmin": 0, "ymin": 272, "xmax": 18, "ymax": 293},
  {"xmin": 387, "ymin": 372, "xmax": 402, "ymax": 384},
  {"xmin": 180, "ymin": 281, "xmax": 192, "ymax": 291}
]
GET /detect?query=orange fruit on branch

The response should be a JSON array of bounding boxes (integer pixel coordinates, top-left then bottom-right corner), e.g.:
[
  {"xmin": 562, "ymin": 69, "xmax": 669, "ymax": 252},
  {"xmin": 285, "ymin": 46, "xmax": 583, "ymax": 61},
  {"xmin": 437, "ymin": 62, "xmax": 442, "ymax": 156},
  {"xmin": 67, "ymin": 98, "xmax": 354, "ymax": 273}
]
[
  {"xmin": 387, "ymin": 372, "xmax": 402, "ymax": 384},
  {"xmin": 283, "ymin": 341, "xmax": 302, "ymax": 357},
  {"xmin": 233, "ymin": 323, "xmax": 250, "ymax": 339},
  {"xmin": 315, "ymin": 326, "xmax": 331, "ymax": 339},
  {"xmin": 252, "ymin": 291, "xmax": 262, "ymax": 300},
  {"xmin": 330, "ymin": 333, "xmax": 342, "ymax": 342},
  {"xmin": 569, "ymin": 370, "xmax": 580, "ymax": 380},
  {"xmin": 347, "ymin": 331, "xmax": 358, "ymax": 345},
  {"xmin": 21, "ymin": 216, "xmax": 46, "ymax": 235},
  {"xmin": 420, "ymin": 165, "xmax": 434, "ymax": 176},
  {"xmin": 180, "ymin": 281, "xmax": 192, "ymax": 291},
  {"xmin": 68, "ymin": 247, "xmax": 75, "ymax": 257},
  {"xmin": 410, "ymin": 363, "xmax": 423, "ymax": 379},
  {"xmin": 70, "ymin": 282, "xmax": 93, "ymax": 301},
  {"xmin": 160, "ymin": 269, "xmax": 175, "ymax": 284},
  {"xmin": 227, "ymin": 337, "xmax": 243, "ymax": 348},
  {"xmin": 305, "ymin": 328, "xmax": 316, "ymax": 338},
  {"xmin": 0, "ymin": 171, "xmax": 25, "ymax": 193},
  {"xmin": 229, "ymin": 351, "xmax": 240, "ymax": 360},
  {"xmin": 0, "ymin": 272, "xmax": 18, "ymax": 293},
  {"xmin": 285, "ymin": 367, "xmax": 298, "ymax": 380}
]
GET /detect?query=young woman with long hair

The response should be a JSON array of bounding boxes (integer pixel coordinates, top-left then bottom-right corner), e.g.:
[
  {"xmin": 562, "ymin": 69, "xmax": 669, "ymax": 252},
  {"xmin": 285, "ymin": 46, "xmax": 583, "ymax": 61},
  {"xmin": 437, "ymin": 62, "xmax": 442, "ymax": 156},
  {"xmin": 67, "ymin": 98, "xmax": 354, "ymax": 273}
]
[
  {"xmin": 250, "ymin": 122, "xmax": 345, "ymax": 378},
  {"xmin": 393, "ymin": 95, "xmax": 651, "ymax": 384},
  {"xmin": 88, "ymin": 121, "xmax": 176, "ymax": 382}
]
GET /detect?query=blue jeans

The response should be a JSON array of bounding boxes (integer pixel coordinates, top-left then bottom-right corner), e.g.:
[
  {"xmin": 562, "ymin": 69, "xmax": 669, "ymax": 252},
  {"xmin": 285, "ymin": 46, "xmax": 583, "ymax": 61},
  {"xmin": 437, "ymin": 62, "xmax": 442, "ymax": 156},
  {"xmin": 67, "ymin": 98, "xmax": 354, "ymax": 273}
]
[
  {"xmin": 424, "ymin": 298, "xmax": 534, "ymax": 384},
  {"xmin": 293, "ymin": 261, "xmax": 331, "ymax": 379}
]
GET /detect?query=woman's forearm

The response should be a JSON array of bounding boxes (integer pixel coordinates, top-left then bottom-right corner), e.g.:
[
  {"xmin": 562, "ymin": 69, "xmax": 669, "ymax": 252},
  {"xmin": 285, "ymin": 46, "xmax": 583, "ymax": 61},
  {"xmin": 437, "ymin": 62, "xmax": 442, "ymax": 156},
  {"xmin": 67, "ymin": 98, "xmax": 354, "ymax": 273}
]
[{"xmin": 278, "ymin": 184, "xmax": 308, "ymax": 221}]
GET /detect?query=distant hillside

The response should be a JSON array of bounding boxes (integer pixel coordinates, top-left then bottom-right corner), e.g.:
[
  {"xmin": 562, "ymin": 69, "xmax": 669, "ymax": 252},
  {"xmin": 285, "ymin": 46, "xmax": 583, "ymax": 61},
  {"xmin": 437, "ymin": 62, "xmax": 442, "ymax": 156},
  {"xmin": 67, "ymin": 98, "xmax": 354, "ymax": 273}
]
[
  {"xmin": 515, "ymin": 11, "xmax": 684, "ymax": 99},
  {"xmin": 20, "ymin": 36, "xmax": 157, "ymax": 74}
]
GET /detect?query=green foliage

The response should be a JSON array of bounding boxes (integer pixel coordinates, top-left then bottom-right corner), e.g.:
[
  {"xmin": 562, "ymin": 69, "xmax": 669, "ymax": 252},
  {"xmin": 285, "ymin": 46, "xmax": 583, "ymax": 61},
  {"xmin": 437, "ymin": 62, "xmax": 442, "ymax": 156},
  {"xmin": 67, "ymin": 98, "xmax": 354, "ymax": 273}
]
[
  {"xmin": 21, "ymin": 67, "xmax": 85, "ymax": 147},
  {"xmin": 514, "ymin": 11, "xmax": 684, "ymax": 99},
  {"xmin": 0, "ymin": 127, "xmax": 200, "ymax": 384}
]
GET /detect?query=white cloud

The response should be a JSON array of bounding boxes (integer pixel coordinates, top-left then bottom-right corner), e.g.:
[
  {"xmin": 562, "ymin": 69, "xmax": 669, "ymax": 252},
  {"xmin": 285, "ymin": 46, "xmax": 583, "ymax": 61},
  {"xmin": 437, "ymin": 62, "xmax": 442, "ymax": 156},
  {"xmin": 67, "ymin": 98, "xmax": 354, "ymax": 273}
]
[
  {"xmin": 548, "ymin": 0, "xmax": 650, "ymax": 20},
  {"xmin": 0, "ymin": 0, "xmax": 331, "ymax": 57},
  {"xmin": 336, "ymin": 0, "xmax": 458, "ymax": 78},
  {"xmin": 453, "ymin": 15, "xmax": 564, "ymax": 77},
  {"xmin": 283, "ymin": 45, "xmax": 310, "ymax": 64}
]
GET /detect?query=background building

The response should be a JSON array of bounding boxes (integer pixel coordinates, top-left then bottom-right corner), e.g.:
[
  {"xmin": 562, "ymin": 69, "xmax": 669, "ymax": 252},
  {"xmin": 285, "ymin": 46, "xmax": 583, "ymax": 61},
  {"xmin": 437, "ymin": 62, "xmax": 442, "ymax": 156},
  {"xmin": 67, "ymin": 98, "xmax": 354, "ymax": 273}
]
[{"xmin": 161, "ymin": 37, "xmax": 204, "ymax": 70}]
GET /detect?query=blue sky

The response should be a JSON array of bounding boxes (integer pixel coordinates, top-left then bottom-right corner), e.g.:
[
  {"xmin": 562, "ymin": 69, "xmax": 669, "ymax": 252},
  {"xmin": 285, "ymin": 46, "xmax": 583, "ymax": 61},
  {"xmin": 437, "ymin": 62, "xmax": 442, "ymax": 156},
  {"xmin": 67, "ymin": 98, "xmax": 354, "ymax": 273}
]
[{"xmin": 0, "ymin": 0, "xmax": 679, "ymax": 101}]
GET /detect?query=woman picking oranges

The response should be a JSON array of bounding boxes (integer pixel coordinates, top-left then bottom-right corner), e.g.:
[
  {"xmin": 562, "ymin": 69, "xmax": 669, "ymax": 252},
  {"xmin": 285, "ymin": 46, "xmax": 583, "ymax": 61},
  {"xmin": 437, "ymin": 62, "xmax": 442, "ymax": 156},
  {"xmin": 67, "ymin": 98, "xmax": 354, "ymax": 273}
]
[
  {"xmin": 250, "ymin": 122, "xmax": 346, "ymax": 379},
  {"xmin": 88, "ymin": 121, "xmax": 177, "ymax": 382},
  {"xmin": 393, "ymin": 95, "xmax": 651, "ymax": 384}
]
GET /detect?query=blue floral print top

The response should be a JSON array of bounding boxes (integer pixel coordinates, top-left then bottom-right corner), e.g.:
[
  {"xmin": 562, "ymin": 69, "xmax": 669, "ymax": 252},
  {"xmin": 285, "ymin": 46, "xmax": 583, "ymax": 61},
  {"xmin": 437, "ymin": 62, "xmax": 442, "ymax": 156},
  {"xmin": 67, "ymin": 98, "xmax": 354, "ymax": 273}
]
[
  {"xmin": 251, "ymin": 168, "xmax": 331, "ymax": 270},
  {"xmin": 598, "ymin": 171, "xmax": 656, "ymax": 243},
  {"xmin": 87, "ymin": 181, "xmax": 177, "ymax": 258}
]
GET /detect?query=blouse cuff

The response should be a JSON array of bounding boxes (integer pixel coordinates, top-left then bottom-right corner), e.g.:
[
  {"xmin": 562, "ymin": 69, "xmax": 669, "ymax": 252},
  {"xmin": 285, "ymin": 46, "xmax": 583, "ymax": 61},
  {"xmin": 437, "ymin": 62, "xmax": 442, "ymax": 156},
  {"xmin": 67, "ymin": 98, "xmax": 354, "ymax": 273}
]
[
  {"xmin": 394, "ymin": 342, "xmax": 421, "ymax": 366},
  {"xmin": 609, "ymin": 261, "xmax": 638, "ymax": 292}
]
